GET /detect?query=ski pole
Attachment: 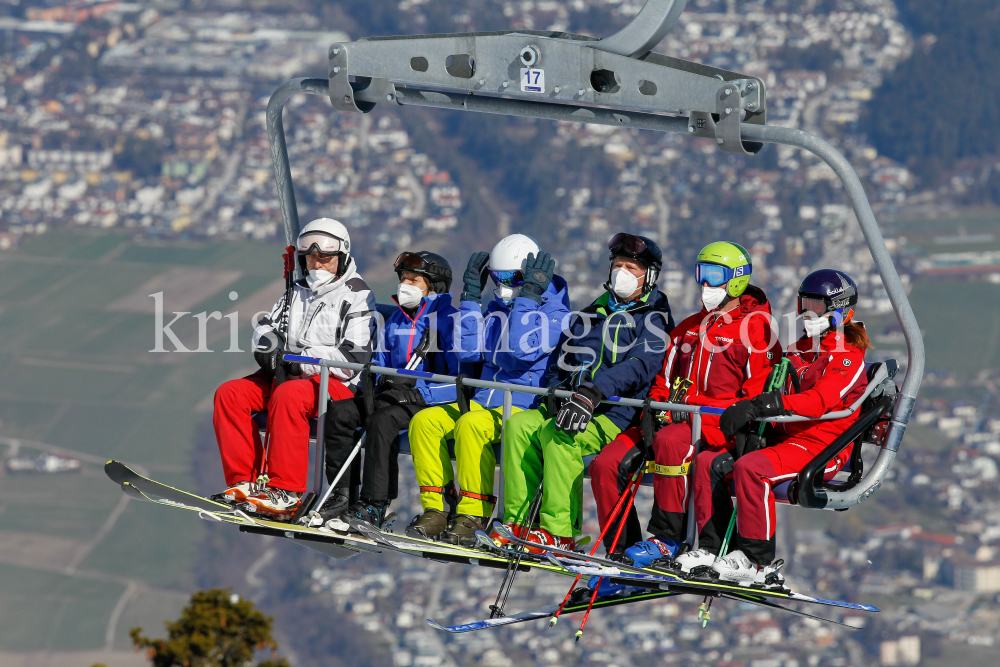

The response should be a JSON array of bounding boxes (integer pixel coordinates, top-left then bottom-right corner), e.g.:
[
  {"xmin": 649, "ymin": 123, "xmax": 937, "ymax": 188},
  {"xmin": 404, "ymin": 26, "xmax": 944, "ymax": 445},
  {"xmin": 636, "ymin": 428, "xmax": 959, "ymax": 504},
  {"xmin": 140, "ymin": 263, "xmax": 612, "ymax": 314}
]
[
  {"xmin": 491, "ymin": 478, "xmax": 544, "ymax": 619},
  {"xmin": 303, "ymin": 433, "xmax": 367, "ymax": 525},
  {"xmin": 551, "ymin": 459, "xmax": 646, "ymax": 627},
  {"xmin": 575, "ymin": 463, "xmax": 644, "ymax": 643}
]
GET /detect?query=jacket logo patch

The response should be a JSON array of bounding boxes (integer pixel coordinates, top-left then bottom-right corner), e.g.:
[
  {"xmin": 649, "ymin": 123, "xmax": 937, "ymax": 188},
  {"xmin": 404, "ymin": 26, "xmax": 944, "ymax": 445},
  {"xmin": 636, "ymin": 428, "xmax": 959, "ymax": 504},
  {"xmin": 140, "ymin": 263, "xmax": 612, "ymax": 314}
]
[
  {"xmin": 843, "ymin": 358, "xmax": 852, "ymax": 367},
  {"xmin": 766, "ymin": 351, "xmax": 774, "ymax": 360}
]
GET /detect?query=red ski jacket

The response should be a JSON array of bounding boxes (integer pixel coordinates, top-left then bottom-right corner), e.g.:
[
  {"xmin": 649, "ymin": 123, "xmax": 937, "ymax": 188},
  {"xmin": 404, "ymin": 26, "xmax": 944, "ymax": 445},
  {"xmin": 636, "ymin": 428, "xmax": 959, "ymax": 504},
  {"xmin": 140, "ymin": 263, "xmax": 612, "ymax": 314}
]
[
  {"xmin": 777, "ymin": 330, "xmax": 869, "ymax": 450},
  {"xmin": 649, "ymin": 286, "xmax": 779, "ymax": 441}
]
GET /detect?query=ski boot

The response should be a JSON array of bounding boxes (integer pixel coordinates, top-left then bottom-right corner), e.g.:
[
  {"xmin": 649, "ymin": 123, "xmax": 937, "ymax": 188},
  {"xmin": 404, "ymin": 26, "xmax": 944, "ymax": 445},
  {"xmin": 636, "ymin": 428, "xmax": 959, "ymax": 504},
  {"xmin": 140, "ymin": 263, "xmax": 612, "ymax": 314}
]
[
  {"xmin": 624, "ymin": 536, "xmax": 682, "ymax": 568},
  {"xmin": 488, "ymin": 521, "xmax": 529, "ymax": 548},
  {"xmin": 327, "ymin": 498, "xmax": 390, "ymax": 533},
  {"xmin": 524, "ymin": 527, "xmax": 575, "ymax": 555},
  {"xmin": 241, "ymin": 487, "xmax": 303, "ymax": 521},
  {"xmin": 442, "ymin": 515, "xmax": 487, "ymax": 547},
  {"xmin": 405, "ymin": 508, "xmax": 451, "ymax": 541},
  {"xmin": 210, "ymin": 481, "xmax": 254, "ymax": 506},
  {"xmin": 710, "ymin": 550, "xmax": 785, "ymax": 588},
  {"xmin": 315, "ymin": 489, "xmax": 351, "ymax": 524},
  {"xmin": 669, "ymin": 548, "xmax": 717, "ymax": 576}
]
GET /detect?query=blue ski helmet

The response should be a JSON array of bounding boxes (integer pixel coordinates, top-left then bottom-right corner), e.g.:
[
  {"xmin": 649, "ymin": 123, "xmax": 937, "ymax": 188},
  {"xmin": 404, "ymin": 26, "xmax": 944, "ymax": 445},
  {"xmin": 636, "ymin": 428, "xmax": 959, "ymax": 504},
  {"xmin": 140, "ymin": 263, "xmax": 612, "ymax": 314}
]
[{"xmin": 798, "ymin": 269, "xmax": 858, "ymax": 325}]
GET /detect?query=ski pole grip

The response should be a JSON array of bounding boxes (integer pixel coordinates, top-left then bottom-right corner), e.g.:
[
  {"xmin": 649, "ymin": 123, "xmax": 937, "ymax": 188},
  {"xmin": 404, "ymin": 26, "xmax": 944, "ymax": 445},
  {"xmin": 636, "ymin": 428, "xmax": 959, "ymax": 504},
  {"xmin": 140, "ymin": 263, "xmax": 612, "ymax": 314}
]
[
  {"xmin": 362, "ymin": 363, "xmax": 376, "ymax": 414},
  {"xmin": 455, "ymin": 375, "xmax": 470, "ymax": 414}
]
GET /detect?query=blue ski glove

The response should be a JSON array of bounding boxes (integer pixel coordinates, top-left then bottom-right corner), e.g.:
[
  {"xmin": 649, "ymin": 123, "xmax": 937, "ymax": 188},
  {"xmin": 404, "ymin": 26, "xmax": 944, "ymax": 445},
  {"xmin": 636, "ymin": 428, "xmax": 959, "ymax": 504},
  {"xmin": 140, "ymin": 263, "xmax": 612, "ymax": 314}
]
[
  {"xmin": 461, "ymin": 251, "xmax": 491, "ymax": 303},
  {"xmin": 519, "ymin": 251, "xmax": 555, "ymax": 304},
  {"xmin": 555, "ymin": 382, "xmax": 603, "ymax": 437}
]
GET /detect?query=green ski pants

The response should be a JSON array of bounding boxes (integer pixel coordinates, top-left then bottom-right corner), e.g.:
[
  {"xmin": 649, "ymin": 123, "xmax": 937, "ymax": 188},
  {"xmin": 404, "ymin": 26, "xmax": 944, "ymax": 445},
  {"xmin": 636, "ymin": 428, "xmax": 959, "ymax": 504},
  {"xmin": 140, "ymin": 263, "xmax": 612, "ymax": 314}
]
[
  {"xmin": 408, "ymin": 401, "xmax": 522, "ymax": 517},
  {"xmin": 502, "ymin": 405, "xmax": 621, "ymax": 538}
]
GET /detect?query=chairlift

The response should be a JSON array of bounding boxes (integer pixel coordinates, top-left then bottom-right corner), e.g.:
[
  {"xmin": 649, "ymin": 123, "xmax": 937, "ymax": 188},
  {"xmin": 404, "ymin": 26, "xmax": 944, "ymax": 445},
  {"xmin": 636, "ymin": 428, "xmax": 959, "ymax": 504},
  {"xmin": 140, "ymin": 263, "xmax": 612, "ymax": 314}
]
[{"xmin": 264, "ymin": 0, "xmax": 924, "ymax": 514}]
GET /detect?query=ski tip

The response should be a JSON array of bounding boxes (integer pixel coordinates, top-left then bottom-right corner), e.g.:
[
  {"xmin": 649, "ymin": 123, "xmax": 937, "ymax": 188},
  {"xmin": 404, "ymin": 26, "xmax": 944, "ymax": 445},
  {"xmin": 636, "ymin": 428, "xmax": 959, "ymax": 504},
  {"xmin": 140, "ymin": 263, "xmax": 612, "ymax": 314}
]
[{"xmin": 425, "ymin": 619, "xmax": 446, "ymax": 631}]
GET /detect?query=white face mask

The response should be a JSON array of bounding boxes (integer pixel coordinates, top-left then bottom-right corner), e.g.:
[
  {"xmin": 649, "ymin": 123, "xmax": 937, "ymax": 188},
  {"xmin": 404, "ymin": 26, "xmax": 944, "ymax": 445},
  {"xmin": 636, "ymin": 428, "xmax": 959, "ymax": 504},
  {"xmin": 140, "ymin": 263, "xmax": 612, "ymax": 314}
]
[
  {"xmin": 610, "ymin": 268, "xmax": 641, "ymax": 300},
  {"xmin": 701, "ymin": 285, "xmax": 728, "ymax": 311},
  {"xmin": 306, "ymin": 268, "xmax": 337, "ymax": 290},
  {"xmin": 397, "ymin": 283, "xmax": 425, "ymax": 309},
  {"xmin": 495, "ymin": 285, "xmax": 521, "ymax": 305},
  {"xmin": 803, "ymin": 314, "xmax": 831, "ymax": 338}
]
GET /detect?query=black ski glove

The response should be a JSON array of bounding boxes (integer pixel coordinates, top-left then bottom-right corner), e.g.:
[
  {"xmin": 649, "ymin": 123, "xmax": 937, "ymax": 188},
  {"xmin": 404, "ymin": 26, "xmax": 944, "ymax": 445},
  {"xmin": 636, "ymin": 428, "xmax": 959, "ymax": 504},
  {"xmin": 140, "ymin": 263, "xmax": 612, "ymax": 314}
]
[
  {"xmin": 254, "ymin": 330, "xmax": 285, "ymax": 379},
  {"xmin": 379, "ymin": 387, "xmax": 426, "ymax": 407},
  {"xmin": 519, "ymin": 251, "xmax": 555, "ymax": 304},
  {"xmin": 720, "ymin": 391, "xmax": 786, "ymax": 438},
  {"xmin": 555, "ymin": 382, "xmax": 603, "ymax": 437},
  {"xmin": 734, "ymin": 431, "xmax": 764, "ymax": 459},
  {"xmin": 377, "ymin": 373, "xmax": 417, "ymax": 392},
  {"xmin": 461, "ymin": 251, "xmax": 491, "ymax": 303}
]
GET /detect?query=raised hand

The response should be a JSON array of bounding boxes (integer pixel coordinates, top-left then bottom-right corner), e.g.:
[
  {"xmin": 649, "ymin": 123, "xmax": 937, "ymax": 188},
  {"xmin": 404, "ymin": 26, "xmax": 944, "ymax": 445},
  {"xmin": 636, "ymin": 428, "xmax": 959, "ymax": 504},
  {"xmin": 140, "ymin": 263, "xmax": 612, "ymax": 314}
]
[{"xmin": 519, "ymin": 251, "xmax": 555, "ymax": 304}]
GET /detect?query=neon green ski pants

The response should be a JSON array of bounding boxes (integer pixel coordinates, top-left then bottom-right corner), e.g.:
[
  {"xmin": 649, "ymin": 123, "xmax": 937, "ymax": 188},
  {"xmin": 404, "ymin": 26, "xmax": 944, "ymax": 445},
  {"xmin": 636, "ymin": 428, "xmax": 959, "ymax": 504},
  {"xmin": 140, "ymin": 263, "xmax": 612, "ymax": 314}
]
[
  {"xmin": 502, "ymin": 405, "xmax": 621, "ymax": 538},
  {"xmin": 408, "ymin": 402, "xmax": 522, "ymax": 517}
]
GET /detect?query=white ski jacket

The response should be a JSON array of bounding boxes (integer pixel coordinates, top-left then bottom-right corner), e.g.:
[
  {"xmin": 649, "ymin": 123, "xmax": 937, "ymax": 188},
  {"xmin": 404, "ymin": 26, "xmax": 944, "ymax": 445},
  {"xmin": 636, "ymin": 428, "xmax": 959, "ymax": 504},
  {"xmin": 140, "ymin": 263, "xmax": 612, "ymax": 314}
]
[{"xmin": 253, "ymin": 260, "xmax": 376, "ymax": 387}]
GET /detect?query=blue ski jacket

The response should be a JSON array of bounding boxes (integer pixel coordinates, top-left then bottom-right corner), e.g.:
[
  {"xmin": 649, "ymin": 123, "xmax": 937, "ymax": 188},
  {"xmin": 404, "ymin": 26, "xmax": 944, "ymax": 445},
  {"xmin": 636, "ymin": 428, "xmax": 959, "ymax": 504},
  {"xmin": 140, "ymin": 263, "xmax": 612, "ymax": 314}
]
[
  {"xmin": 374, "ymin": 292, "xmax": 461, "ymax": 405},
  {"xmin": 458, "ymin": 276, "xmax": 571, "ymax": 409},
  {"xmin": 543, "ymin": 289, "xmax": 674, "ymax": 431}
]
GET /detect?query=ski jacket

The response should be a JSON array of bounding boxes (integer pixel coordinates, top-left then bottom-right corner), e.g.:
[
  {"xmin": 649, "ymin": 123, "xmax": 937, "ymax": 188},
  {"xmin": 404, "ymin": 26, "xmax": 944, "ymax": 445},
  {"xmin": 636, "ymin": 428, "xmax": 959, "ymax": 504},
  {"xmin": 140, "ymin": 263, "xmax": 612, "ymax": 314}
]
[
  {"xmin": 374, "ymin": 292, "xmax": 461, "ymax": 405},
  {"xmin": 544, "ymin": 289, "xmax": 674, "ymax": 431},
  {"xmin": 649, "ymin": 286, "xmax": 779, "ymax": 436},
  {"xmin": 458, "ymin": 276, "xmax": 571, "ymax": 409},
  {"xmin": 253, "ymin": 260, "xmax": 376, "ymax": 387},
  {"xmin": 776, "ymin": 330, "xmax": 869, "ymax": 447}
]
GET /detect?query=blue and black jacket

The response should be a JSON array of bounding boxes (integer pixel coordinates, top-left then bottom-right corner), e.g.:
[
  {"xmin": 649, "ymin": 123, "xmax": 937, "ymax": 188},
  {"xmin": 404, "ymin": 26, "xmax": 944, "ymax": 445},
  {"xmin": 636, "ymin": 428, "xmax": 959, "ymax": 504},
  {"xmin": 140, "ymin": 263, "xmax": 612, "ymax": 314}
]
[
  {"xmin": 458, "ymin": 276, "xmax": 572, "ymax": 409},
  {"xmin": 374, "ymin": 292, "xmax": 461, "ymax": 405},
  {"xmin": 543, "ymin": 289, "xmax": 674, "ymax": 431}
]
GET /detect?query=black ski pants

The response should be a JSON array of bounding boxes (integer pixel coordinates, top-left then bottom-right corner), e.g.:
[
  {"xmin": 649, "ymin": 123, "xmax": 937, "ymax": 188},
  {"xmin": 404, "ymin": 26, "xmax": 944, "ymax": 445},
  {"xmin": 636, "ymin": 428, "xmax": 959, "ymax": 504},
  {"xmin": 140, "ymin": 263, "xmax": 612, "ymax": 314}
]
[{"xmin": 325, "ymin": 395, "xmax": 422, "ymax": 501}]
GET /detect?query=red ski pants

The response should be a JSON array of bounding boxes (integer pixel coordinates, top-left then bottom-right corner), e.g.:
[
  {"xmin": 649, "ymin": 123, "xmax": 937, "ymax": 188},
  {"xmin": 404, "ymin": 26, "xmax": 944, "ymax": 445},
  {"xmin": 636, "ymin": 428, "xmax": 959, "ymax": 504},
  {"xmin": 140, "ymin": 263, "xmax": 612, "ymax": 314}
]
[{"xmin": 213, "ymin": 371, "xmax": 354, "ymax": 492}]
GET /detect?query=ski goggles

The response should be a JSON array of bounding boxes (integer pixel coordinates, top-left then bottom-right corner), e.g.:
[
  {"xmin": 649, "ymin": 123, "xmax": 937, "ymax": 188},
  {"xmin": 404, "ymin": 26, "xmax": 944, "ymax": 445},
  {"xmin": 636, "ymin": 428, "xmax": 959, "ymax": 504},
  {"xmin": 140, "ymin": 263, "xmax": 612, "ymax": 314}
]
[
  {"xmin": 296, "ymin": 232, "xmax": 344, "ymax": 256},
  {"xmin": 798, "ymin": 295, "xmax": 829, "ymax": 316},
  {"xmin": 394, "ymin": 252, "xmax": 452, "ymax": 280},
  {"xmin": 608, "ymin": 233, "xmax": 648, "ymax": 257},
  {"xmin": 695, "ymin": 261, "xmax": 749, "ymax": 287},
  {"xmin": 490, "ymin": 269, "xmax": 524, "ymax": 287}
]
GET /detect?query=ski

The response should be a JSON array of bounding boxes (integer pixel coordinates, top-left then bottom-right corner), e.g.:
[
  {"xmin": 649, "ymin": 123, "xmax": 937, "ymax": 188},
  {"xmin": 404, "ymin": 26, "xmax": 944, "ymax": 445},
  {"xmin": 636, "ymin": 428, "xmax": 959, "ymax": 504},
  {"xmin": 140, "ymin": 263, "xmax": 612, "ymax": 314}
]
[
  {"xmin": 347, "ymin": 519, "xmax": 570, "ymax": 576},
  {"xmin": 427, "ymin": 588, "xmax": 680, "ymax": 633},
  {"xmin": 716, "ymin": 591, "xmax": 862, "ymax": 629},
  {"xmin": 547, "ymin": 556, "xmax": 879, "ymax": 613},
  {"xmin": 490, "ymin": 522, "xmax": 685, "ymax": 582},
  {"xmin": 120, "ymin": 480, "xmax": 249, "ymax": 525},
  {"xmin": 106, "ymin": 460, "xmax": 240, "ymax": 515}
]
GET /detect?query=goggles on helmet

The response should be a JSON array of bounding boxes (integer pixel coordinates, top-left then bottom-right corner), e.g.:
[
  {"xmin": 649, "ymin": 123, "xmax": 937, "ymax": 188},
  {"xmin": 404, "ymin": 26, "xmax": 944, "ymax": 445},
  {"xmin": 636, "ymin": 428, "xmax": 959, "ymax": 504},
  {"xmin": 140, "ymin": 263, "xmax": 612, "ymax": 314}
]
[
  {"xmin": 798, "ymin": 296, "xmax": 829, "ymax": 316},
  {"xmin": 394, "ymin": 252, "xmax": 453, "ymax": 280},
  {"xmin": 608, "ymin": 233, "xmax": 648, "ymax": 258},
  {"xmin": 296, "ymin": 231, "xmax": 343, "ymax": 256},
  {"xmin": 491, "ymin": 269, "xmax": 524, "ymax": 287},
  {"xmin": 695, "ymin": 262, "xmax": 739, "ymax": 287}
]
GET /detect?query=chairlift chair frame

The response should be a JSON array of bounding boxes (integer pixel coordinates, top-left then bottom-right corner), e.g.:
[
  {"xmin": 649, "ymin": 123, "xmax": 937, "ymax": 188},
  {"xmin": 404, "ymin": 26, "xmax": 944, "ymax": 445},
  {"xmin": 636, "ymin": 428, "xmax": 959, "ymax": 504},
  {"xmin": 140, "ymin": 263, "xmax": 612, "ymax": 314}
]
[{"xmin": 263, "ymin": 0, "xmax": 924, "ymax": 514}]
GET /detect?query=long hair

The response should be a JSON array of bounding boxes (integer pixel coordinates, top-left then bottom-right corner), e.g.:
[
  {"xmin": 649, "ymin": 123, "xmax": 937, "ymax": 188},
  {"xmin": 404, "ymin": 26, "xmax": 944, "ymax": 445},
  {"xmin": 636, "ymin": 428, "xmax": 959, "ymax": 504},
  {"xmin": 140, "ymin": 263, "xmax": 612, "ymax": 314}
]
[{"xmin": 843, "ymin": 320, "xmax": 873, "ymax": 353}]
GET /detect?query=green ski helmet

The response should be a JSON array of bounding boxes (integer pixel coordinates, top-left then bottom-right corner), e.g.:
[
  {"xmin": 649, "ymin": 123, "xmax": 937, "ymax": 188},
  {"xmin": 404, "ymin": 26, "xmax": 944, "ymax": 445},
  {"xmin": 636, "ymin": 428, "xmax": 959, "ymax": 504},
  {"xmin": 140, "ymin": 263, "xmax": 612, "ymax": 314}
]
[{"xmin": 695, "ymin": 242, "xmax": 753, "ymax": 298}]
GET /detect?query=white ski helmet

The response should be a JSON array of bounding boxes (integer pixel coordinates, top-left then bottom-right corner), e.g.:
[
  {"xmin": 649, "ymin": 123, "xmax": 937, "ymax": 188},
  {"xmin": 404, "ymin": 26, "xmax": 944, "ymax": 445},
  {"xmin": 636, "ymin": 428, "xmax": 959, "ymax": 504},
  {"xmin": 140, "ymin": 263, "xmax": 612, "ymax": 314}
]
[
  {"xmin": 296, "ymin": 218, "xmax": 351, "ymax": 277},
  {"xmin": 489, "ymin": 233, "xmax": 539, "ymax": 273}
]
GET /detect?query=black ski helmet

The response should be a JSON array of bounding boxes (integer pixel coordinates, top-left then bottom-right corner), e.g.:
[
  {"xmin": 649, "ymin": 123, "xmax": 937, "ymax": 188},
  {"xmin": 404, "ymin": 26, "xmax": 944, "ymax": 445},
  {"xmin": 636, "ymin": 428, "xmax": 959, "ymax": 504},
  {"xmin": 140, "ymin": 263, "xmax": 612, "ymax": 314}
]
[
  {"xmin": 605, "ymin": 232, "xmax": 663, "ymax": 296},
  {"xmin": 798, "ymin": 269, "xmax": 858, "ymax": 322},
  {"xmin": 394, "ymin": 251, "xmax": 453, "ymax": 294}
]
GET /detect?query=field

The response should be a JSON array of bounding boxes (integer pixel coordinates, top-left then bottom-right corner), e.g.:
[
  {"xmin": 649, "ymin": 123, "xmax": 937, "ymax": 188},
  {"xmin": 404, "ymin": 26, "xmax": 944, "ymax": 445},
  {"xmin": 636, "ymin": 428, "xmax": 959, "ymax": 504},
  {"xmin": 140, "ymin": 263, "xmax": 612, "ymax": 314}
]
[{"xmin": 0, "ymin": 231, "xmax": 286, "ymax": 656}]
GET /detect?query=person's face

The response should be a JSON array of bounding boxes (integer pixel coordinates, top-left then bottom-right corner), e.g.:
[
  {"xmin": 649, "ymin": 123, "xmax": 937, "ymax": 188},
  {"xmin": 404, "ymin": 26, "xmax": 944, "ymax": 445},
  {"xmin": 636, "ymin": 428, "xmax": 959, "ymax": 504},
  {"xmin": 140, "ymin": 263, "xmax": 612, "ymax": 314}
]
[
  {"xmin": 612, "ymin": 257, "xmax": 646, "ymax": 300},
  {"xmin": 306, "ymin": 252, "xmax": 339, "ymax": 274},
  {"xmin": 400, "ymin": 271, "xmax": 431, "ymax": 296}
]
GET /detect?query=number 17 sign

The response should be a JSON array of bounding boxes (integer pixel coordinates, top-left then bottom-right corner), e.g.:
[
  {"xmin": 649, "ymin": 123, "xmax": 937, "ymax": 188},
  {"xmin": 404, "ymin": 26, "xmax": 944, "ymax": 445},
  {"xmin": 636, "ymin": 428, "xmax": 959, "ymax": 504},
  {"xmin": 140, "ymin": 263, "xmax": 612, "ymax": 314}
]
[{"xmin": 520, "ymin": 68, "xmax": 545, "ymax": 94}]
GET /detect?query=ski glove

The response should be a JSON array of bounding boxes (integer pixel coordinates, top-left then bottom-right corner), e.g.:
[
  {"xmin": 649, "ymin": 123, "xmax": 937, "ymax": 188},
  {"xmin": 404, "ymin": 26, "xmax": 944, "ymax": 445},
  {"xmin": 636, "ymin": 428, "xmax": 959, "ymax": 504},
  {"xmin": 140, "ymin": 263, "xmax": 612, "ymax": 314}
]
[
  {"xmin": 720, "ymin": 391, "xmax": 787, "ymax": 438},
  {"xmin": 519, "ymin": 251, "xmax": 555, "ymax": 304},
  {"xmin": 555, "ymin": 382, "xmax": 603, "ymax": 437},
  {"xmin": 379, "ymin": 387, "xmax": 426, "ymax": 407},
  {"xmin": 254, "ymin": 330, "xmax": 285, "ymax": 378},
  {"xmin": 461, "ymin": 251, "xmax": 491, "ymax": 303},
  {"xmin": 377, "ymin": 373, "xmax": 417, "ymax": 392}
]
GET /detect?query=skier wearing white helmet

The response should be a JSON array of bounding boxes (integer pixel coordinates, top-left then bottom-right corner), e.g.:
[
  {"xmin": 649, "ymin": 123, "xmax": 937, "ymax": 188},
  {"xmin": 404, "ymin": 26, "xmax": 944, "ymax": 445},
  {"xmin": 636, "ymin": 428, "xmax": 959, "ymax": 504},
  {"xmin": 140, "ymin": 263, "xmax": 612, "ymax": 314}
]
[
  {"xmin": 406, "ymin": 233, "xmax": 570, "ymax": 545},
  {"xmin": 212, "ymin": 218, "xmax": 375, "ymax": 520}
]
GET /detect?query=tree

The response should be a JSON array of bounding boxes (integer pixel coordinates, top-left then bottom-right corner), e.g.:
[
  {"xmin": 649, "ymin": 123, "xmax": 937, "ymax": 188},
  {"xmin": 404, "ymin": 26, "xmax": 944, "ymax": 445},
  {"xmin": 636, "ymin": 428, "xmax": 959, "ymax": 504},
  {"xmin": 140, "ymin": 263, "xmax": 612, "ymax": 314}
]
[{"xmin": 130, "ymin": 588, "xmax": 290, "ymax": 667}]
